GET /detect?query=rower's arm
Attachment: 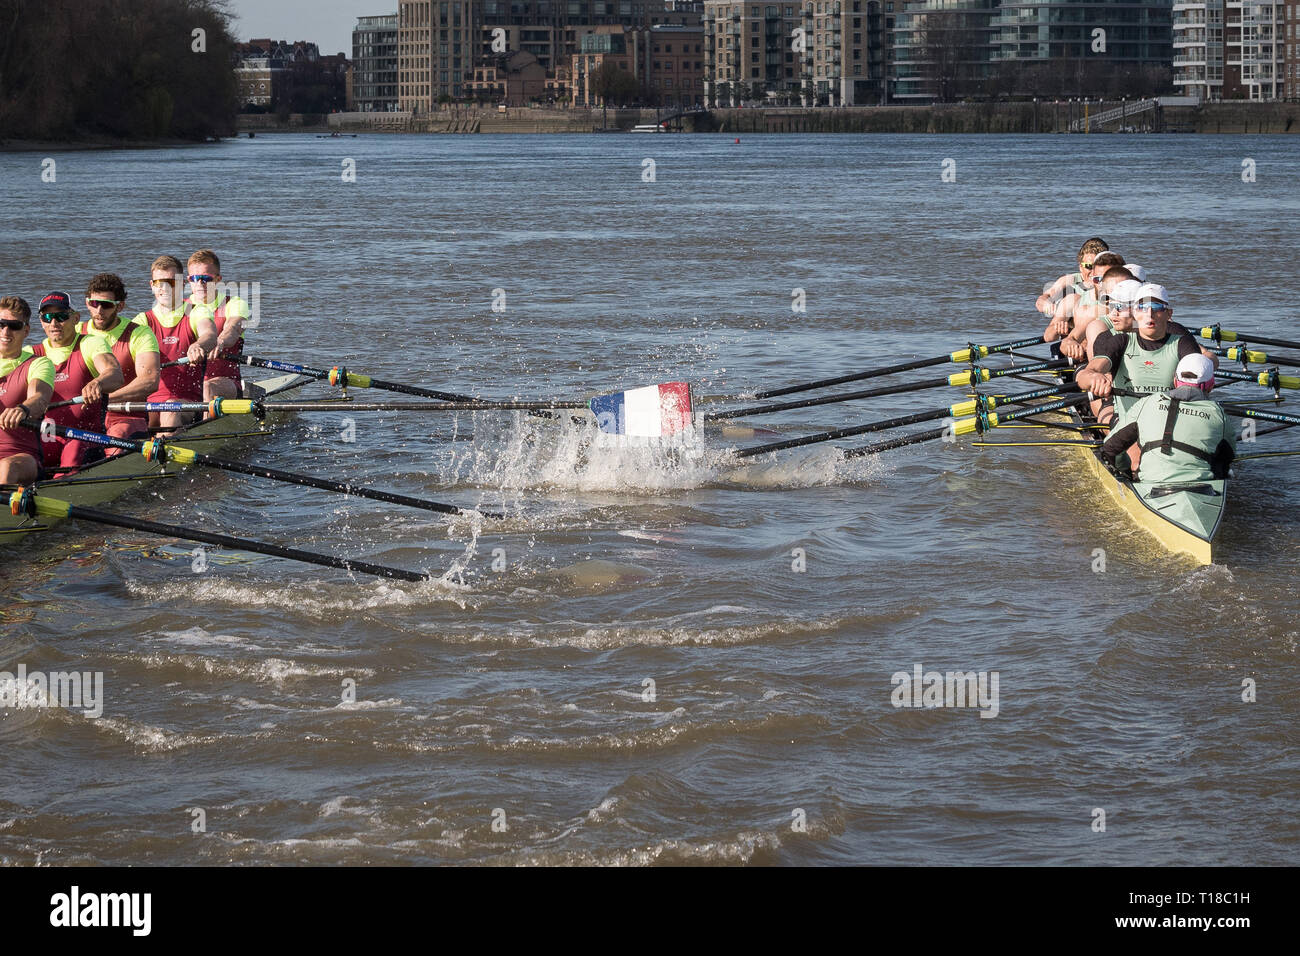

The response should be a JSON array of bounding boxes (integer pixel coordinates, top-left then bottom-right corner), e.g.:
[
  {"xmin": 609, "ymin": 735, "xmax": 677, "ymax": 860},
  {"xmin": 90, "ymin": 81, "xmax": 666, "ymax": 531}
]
[
  {"xmin": 214, "ymin": 315, "xmax": 244, "ymax": 354},
  {"xmin": 1043, "ymin": 293, "xmax": 1076, "ymax": 342},
  {"xmin": 1, "ymin": 376, "xmax": 54, "ymax": 429},
  {"xmin": 1074, "ymin": 355, "xmax": 1113, "ymax": 395},
  {"xmin": 192, "ymin": 316, "xmax": 218, "ymax": 361},
  {"xmin": 111, "ymin": 349, "xmax": 160, "ymax": 402},
  {"xmin": 1099, "ymin": 420, "xmax": 1138, "ymax": 469},
  {"xmin": 1035, "ymin": 273, "xmax": 1071, "ymax": 315},
  {"xmin": 90, "ymin": 351, "xmax": 124, "ymax": 397}
]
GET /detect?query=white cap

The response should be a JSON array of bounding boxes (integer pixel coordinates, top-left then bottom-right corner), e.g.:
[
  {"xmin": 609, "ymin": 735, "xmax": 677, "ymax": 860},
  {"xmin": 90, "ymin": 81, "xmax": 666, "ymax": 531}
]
[
  {"xmin": 1125, "ymin": 263, "xmax": 1148, "ymax": 282},
  {"xmin": 1175, "ymin": 353, "xmax": 1215, "ymax": 386},
  {"xmin": 1135, "ymin": 282, "xmax": 1170, "ymax": 306},
  {"xmin": 1108, "ymin": 278, "xmax": 1143, "ymax": 305}
]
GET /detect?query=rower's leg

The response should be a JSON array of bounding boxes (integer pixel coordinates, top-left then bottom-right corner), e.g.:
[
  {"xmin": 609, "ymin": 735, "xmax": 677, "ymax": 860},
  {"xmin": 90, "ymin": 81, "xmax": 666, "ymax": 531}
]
[
  {"xmin": 156, "ymin": 409, "xmax": 197, "ymax": 436},
  {"xmin": 0, "ymin": 453, "xmax": 39, "ymax": 485},
  {"xmin": 105, "ymin": 418, "xmax": 149, "ymax": 456},
  {"xmin": 204, "ymin": 377, "xmax": 238, "ymax": 401}
]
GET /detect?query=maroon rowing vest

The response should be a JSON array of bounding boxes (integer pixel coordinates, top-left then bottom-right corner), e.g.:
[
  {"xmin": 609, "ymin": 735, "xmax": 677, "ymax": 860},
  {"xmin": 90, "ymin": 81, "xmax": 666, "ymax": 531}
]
[
  {"xmin": 78, "ymin": 320, "xmax": 141, "ymax": 430},
  {"xmin": 0, "ymin": 356, "xmax": 41, "ymax": 457},
  {"xmin": 32, "ymin": 336, "xmax": 106, "ymax": 431},
  {"xmin": 140, "ymin": 308, "xmax": 203, "ymax": 399}
]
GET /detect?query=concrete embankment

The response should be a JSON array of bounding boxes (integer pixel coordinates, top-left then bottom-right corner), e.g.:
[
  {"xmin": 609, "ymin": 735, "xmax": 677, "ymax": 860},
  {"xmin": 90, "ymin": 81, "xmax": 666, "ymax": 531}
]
[{"xmin": 232, "ymin": 101, "xmax": 1299, "ymax": 136}]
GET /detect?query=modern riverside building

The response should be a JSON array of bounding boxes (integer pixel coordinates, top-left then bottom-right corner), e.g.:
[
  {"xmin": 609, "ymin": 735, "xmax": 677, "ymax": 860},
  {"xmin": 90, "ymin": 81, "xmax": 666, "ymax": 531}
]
[
  {"xmin": 893, "ymin": 0, "xmax": 999, "ymax": 100},
  {"xmin": 650, "ymin": 23, "xmax": 707, "ymax": 106},
  {"xmin": 1287, "ymin": 0, "xmax": 1299, "ymax": 99},
  {"xmin": 397, "ymin": 1, "xmax": 697, "ymax": 109},
  {"xmin": 1173, "ymin": 1, "xmax": 1284, "ymax": 100},
  {"xmin": 353, "ymin": 14, "xmax": 400, "ymax": 111},
  {"xmin": 1226, "ymin": 1, "xmax": 1283, "ymax": 98},
  {"xmin": 702, "ymin": 1, "xmax": 886, "ymax": 106}
]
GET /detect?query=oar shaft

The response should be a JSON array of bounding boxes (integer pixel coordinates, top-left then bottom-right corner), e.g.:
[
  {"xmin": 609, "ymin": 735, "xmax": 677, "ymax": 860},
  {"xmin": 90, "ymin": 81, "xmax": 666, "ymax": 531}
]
[
  {"xmin": 236, "ymin": 355, "xmax": 478, "ymax": 403},
  {"xmin": 57, "ymin": 502, "xmax": 430, "ymax": 582},
  {"xmin": 109, "ymin": 400, "xmax": 587, "ymax": 414},
  {"xmin": 744, "ymin": 335, "xmax": 1051, "ymax": 400},
  {"xmin": 1200, "ymin": 326, "xmax": 1300, "ymax": 352},
  {"xmin": 707, "ymin": 375, "xmax": 950, "ymax": 422},
  {"xmin": 1205, "ymin": 345, "xmax": 1300, "ymax": 369},
  {"xmin": 32, "ymin": 422, "xmax": 495, "ymax": 519}
]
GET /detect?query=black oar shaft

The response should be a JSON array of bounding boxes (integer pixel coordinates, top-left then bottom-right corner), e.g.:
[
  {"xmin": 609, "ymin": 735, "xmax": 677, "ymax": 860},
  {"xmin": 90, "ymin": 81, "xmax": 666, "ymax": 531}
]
[
  {"xmin": 259, "ymin": 401, "xmax": 587, "ymax": 412},
  {"xmin": 745, "ymin": 335, "xmax": 1050, "ymax": 400},
  {"xmin": 733, "ymin": 406, "xmax": 952, "ymax": 458},
  {"xmin": 707, "ymin": 376, "xmax": 948, "ymax": 422},
  {"xmin": 237, "ymin": 355, "xmax": 477, "ymax": 403},
  {"xmin": 62, "ymin": 504, "xmax": 430, "ymax": 582},
  {"xmin": 1201, "ymin": 327, "xmax": 1300, "ymax": 352}
]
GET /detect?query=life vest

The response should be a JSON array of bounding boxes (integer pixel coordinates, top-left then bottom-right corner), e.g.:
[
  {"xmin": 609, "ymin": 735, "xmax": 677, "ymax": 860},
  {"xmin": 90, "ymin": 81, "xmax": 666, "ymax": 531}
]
[{"xmin": 1132, "ymin": 393, "xmax": 1234, "ymax": 484}]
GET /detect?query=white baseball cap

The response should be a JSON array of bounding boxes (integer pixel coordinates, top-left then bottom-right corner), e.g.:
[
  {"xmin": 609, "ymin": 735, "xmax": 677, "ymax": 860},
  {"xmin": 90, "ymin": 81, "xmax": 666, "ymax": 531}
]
[
  {"xmin": 1135, "ymin": 282, "xmax": 1170, "ymax": 306},
  {"xmin": 1107, "ymin": 278, "xmax": 1143, "ymax": 305},
  {"xmin": 1175, "ymin": 353, "xmax": 1215, "ymax": 386},
  {"xmin": 1125, "ymin": 263, "xmax": 1148, "ymax": 282}
]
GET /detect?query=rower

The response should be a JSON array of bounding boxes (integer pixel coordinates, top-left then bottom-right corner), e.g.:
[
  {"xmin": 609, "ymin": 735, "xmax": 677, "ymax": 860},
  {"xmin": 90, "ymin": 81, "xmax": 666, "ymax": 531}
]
[
  {"xmin": 183, "ymin": 250, "xmax": 250, "ymax": 403},
  {"xmin": 1074, "ymin": 283, "xmax": 1208, "ymax": 474},
  {"xmin": 1099, "ymin": 354, "xmax": 1235, "ymax": 483},
  {"xmin": 133, "ymin": 255, "xmax": 216, "ymax": 432},
  {"xmin": 30, "ymin": 291, "xmax": 124, "ymax": 476},
  {"xmin": 1060, "ymin": 271, "xmax": 1139, "ymax": 363},
  {"xmin": 1059, "ymin": 250, "xmax": 1125, "ymax": 332},
  {"xmin": 1040, "ymin": 237, "xmax": 1109, "ymax": 341},
  {"xmin": 76, "ymin": 273, "xmax": 160, "ymax": 453},
  {"xmin": 0, "ymin": 296, "xmax": 55, "ymax": 485}
]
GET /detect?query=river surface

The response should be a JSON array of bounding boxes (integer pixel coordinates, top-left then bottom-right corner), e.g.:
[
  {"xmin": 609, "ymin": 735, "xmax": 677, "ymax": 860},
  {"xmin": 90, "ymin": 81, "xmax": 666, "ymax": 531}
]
[{"xmin": 1, "ymin": 133, "xmax": 1297, "ymax": 865}]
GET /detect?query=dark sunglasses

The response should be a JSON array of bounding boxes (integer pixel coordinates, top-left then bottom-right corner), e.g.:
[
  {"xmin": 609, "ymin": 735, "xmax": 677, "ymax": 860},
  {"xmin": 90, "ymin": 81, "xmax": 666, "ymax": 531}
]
[
  {"xmin": 86, "ymin": 299, "xmax": 120, "ymax": 309},
  {"xmin": 187, "ymin": 274, "xmax": 216, "ymax": 283},
  {"xmin": 1081, "ymin": 261, "xmax": 1094, "ymax": 270},
  {"xmin": 40, "ymin": 311, "xmax": 74, "ymax": 322},
  {"xmin": 0, "ymin": 319, "xmax": 26, "ymax": 331}
]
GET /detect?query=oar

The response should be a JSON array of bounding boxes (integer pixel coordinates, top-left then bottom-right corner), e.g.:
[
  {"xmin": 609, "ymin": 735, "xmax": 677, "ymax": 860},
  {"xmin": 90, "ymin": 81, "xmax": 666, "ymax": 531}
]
[
  {"xmin": 25, "ymin": 421, "xmax": 500, "ymax": 519},
  {"xmin": 110, "ymin": 398, "xmax": 587, "ymax": 416},
  {"xmin": 226, "ymin": 354, "xmax": 480, "ymax": 403},
  {"xmin": 709, "ymin": 335, "xmax": 1053, "ymax": 402},
  {"xmin": 8, "ymin": 490, "xmax": 431, "ymax": 583},
  {"xmin": 1203, "ymin": 345, "xmax": 1300, "ymax": 369},
  {"xmin": 843, "ymin": 393, "xmax": 1091, "ymax": 459},
  {"xmin": 1223, "ymin": 406, "xmax": 1300, "ymax": 427},
  {"xmin": 710, "ymin": 358, "xmax": 1069, "ymax": 423},
  {"xmin": 733, "ymin": 383, "xmax": 1080, "ymax": 458},
  {"xmin": 1203, "ymin": 368, "xmax": 1299, "ymax": 391},
  {"xmin": 1200, "ymin": 325, "xmax": 1300, "ymax": 352}
]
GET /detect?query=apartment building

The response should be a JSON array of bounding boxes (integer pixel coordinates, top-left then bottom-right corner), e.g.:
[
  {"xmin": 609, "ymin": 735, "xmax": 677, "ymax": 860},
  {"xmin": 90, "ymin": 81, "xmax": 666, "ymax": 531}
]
[{"xmin": 353, "ymin": 14, "xmax": 400, "ymax": 111}]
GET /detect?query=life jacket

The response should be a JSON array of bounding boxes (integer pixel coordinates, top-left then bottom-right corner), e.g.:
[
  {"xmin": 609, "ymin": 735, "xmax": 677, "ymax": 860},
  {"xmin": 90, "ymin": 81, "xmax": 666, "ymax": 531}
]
[{"xmin": 1133, "ymin": 392, "xmax": 1234, "ymax": 483}]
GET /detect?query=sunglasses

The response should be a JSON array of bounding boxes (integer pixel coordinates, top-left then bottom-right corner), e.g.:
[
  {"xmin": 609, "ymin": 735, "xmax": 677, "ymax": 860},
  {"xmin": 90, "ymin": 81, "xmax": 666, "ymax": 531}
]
[
  {"xmin": 187, "ymin": 274, "xmax": 216, "ymax": 283},
  {"xmin": 1134, "ymin": 302, "xmax": 1169, "ymax": 312},
  {"xmin": 0, "ymin": 319, "xmax": 26, "ymax": 331},
  {"xmin": 1081, "ymin": 261, "xmax": 1093, "ymax": 270},
  {"xmin": 40, "ymin": 311, "xmax": 74, "ymax": 322},
  {"xmin": 150, "ymin": 277, "xmax": 179, "ymax": 286},
  {"xmin": 86, "ymin": 299, "xmax": 121, "ymax": 309}
]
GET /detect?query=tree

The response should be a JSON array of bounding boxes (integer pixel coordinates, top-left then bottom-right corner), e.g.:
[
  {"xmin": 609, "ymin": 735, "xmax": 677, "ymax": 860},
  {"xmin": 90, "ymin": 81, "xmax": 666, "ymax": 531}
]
[{"xmin": 914, "ymin": 8, "xmax": 986, "ymax": 103}]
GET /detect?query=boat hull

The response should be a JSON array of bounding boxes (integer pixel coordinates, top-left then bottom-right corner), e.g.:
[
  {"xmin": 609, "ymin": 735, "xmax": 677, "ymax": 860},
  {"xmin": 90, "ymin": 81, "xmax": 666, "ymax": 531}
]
[
  {"xmin": 1, "ymin": 373, "xmax": 307, "ymax": 544},
  {"xmin": 1070, "ymin": 408, "xmax": 1223, "ymax": 565}
]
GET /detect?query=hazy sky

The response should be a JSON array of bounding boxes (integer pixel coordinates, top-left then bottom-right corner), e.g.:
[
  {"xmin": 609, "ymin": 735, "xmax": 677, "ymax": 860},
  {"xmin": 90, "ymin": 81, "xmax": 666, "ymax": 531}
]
[{"xmin": 225, "ymin": 0, "xmax": 377, "ymax": 57}]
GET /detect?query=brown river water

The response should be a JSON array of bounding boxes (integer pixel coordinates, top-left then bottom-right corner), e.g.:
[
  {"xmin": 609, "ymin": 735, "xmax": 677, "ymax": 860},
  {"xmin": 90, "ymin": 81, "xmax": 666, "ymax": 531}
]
[{"xmin": 1, "ymin": 133, "xmax": 1297, "ymax": 864}]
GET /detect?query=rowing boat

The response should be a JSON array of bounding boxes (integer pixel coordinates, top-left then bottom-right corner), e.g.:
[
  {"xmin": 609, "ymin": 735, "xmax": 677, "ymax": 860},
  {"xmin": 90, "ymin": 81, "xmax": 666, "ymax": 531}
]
[
  {"xmin": 0, "ymin": 372, "xmax": 307, "ymax": 545},
  {"xmin": 1067, "ymin": 406, "xmax": 1225, "ymax": 566}
]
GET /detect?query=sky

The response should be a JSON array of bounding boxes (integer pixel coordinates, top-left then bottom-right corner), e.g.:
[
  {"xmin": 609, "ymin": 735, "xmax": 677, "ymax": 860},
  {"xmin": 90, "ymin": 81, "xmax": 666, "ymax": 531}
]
[{"xmin": 224, "ymin": 0, "xmax": 371, "ymax": 57}]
